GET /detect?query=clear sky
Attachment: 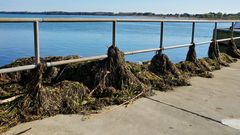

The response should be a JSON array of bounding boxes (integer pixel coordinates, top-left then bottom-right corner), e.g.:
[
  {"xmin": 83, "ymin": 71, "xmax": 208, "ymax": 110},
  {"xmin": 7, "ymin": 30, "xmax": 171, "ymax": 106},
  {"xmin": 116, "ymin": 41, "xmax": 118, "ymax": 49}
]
[{"xmin": 0, "ymin": 0, "xmax": 239, "ymax": 14}]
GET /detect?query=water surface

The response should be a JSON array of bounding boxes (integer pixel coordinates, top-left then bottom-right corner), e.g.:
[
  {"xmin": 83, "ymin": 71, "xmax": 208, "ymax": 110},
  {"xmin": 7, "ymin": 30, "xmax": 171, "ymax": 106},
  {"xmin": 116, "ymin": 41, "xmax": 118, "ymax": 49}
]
[{"xmin": 0, "ymin": 14, "xmax": 232, "ymax": 66}]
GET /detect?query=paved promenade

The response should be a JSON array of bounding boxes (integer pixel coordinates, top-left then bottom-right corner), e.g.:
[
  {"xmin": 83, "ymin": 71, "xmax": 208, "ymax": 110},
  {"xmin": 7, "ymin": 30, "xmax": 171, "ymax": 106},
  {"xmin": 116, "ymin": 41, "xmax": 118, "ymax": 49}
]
[{"xmin": 4, "ymin": 61, "xmax": 240, "ymax": 135}]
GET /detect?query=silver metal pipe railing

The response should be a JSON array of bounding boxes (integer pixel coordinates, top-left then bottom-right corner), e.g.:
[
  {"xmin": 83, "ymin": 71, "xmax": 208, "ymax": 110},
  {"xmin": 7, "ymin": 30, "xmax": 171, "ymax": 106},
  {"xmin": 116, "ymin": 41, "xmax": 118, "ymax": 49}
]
[
  {"xmin": 112, "ymin": 20, "xmax": 117, "ymax": 47},
  {"xmin": 1, "ymin": 18, "xmax": 240, "ymax": 23},
  {"xmin": 0, "ymin": 65, "xmax": 37, "ymax": 74},
  {"xmin": 34, "ymin": 21, "xmax": 40, "ymax": 65},
  {"xmin": 0, "ymin": 18, "xmax": 240, "ymax": 74},
  {"xmin": 191, "ymin": 22, "xmax": 196, "ymax": 44},
  {"xmin": 159, "ymin": 22, "xmax": 164, "ymax": 50}
]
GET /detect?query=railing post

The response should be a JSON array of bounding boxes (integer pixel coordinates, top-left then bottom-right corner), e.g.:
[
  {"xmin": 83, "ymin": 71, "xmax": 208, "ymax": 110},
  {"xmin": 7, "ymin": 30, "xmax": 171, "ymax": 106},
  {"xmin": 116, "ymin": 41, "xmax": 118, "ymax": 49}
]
[
  {"xmin": 160, "ymin": 22, "xmax": 164, "ymax": 49},
  {"xmin": 112, "ymin": 20, "xmax": 116, "ymax": 47},
  {"xmin": 231, "ymin": 22, "xmax": 234, "ymax": 40},
  {"xmin": 191, "ymin": 22, "xmax": 195, "ymax": 44},
  {"xmin": 213, "ymin": 22, "xmax": 218, "ymax": 42},
  {"xmin": 34, "ymin": 21, "xmax": 40, "ymax": 65}
]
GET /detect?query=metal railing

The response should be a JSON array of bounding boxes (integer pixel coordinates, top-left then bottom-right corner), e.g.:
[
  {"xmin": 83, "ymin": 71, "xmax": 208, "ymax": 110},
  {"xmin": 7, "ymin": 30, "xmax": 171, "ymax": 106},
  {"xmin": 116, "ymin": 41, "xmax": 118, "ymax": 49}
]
[{"xmin": 0, "ymin": 18, "xmax": 240, "ymax": 74}]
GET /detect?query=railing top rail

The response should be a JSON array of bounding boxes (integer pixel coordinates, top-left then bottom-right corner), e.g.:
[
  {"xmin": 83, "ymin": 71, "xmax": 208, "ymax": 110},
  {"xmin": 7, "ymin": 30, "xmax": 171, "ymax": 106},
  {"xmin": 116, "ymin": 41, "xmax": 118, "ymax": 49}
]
[
  {"xmin": 0, "ymin": 18, "xmax": 42, "ymax": 22},
  {"xmin": 0, "ymin": 18, "xmax": 240, "ymax": 23},
  {"xmin": 43, "ymin": 18, "xmax": 116, "ymax": 22},
  {"xmin": 117, "ymin": 19, "xmax": 240, "ymax": 23}
]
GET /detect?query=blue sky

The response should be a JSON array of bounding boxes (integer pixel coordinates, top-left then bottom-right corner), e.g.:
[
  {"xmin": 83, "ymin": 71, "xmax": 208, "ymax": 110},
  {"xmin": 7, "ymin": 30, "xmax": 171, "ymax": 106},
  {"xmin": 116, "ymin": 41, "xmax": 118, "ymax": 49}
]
[{"xmin": 0, "ymin": 0, "xmax": 239, "ymax": 14}]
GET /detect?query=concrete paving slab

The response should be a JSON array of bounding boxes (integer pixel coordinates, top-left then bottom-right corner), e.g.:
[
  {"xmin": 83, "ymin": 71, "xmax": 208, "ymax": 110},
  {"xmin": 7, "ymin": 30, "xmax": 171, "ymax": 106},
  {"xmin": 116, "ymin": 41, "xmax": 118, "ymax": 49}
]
[
  {"xmin": 151, "ymin": 61, "xmax": 240, "ymax": 122},
  {"xmin": 4, "ymin": 97, "xmax": 239, "ymax": 135}
]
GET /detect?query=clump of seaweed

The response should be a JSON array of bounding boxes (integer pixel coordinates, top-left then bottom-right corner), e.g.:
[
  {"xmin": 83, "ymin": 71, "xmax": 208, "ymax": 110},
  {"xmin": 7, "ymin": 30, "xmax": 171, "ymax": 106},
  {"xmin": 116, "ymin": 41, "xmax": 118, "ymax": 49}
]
[
  {"xmin": 59, "ymin": 46, "xmax": 152, "ymax": 100},
  {"xmin": 0, "ymin": 62, "xmax": 90, "ymax": 133},
  {"xmin": 176, "ymin": 44, "xmax": 213, "ymax": 78},
  {"xmin": 201, "ymin": 57, "xmax": 221, "ymax": 70},
  {"xmin": 0, "ymin": 83, "xmax": 23, "ymax": 99},
  {"xmin": 0, "ymin": 46, "xmax": 153, "ymax": 133},
  {"xmin": 0, "ymin": 56, "xmax": 80, "ymax": 85},
  {"xmin": 176, "ymin": 61, "xmax": 213, "ymax": 78},
  {"xmin": 128, "ymin": 62, "xmax": 171, "ymax": 91},
  {"xmin": 220, "ymin": 53, "xmax": 238, "ymax": 63},
  {"xmin": 0, "ymin": 73, "xmax": 90, "ymax": 133},
  {"xmin": 15, "ymin": 63, "xmax": 89, "ymax": 118},
  {"xmin": 208, "ymin": 41, "xmax": 229, "ymax": 66},
  {"xmin": 226, "ymin": 40, "xmax": 240, "ymax": 59},
  {"xmin": 92, "ymin": 46, "xmax": 150, "ymax": 96},
  {"xmin": 149, "ymin": 52, "xmax": 190, "ymax": 87},
  {"xmin": 176, "ymin": 53, "xmax": 236, "ymax": 79},
  {"xmin": 186, "ymin": 44, "xmax": 197, "ymax": 62},
  {"xmin": 0, "ymin": 44, "xmax": 238, "ymax": 134}
]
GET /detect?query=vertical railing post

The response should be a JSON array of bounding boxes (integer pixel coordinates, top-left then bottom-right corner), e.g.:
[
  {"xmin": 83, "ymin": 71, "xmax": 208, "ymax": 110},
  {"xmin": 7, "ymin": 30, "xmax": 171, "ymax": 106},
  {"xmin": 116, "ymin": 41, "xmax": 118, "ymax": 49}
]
[
  {"xmin": 213, "ymin": 22, "xmax": 218, "ymax": 42},
  {"xmin": 34, "ymin": 21, "xmax": 40, "ymax": 65},
  {"xmin": 112, "ymin": 20, "xmax": 116, "ymax": 47},
  {"xmin": 231, "ymin": 22, "xmax": 234, "ymax": 40},
  {"xmin": 159, "ymin": 21, "xmax": 164, "ymax": 53},
  {"xmin": 191, "ymin": 22, "xmax": 195, "ymax": 44}
]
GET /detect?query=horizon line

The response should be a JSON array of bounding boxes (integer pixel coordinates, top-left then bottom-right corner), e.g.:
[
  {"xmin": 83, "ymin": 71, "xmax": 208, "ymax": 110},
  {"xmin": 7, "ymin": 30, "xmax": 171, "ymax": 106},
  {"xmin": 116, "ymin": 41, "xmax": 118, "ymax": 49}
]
[{"xmin": 0, "ymin": 11, "xmax": 239, "ymax": 15}]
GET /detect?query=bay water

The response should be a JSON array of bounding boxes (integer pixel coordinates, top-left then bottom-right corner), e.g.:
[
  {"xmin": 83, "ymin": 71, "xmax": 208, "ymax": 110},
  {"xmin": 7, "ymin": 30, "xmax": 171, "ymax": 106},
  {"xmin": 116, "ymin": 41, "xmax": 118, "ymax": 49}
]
[{"xmin": 0, "ymin": 14, "xmax": 231, "ymax": 66}]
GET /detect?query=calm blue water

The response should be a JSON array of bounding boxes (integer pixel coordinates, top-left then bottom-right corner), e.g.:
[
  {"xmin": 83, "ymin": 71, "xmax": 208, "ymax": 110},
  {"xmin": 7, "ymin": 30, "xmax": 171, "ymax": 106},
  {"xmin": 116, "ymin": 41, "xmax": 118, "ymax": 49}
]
[{"xmin": 0, "ymin": 14, "xmax": 232, "ymax": 66}]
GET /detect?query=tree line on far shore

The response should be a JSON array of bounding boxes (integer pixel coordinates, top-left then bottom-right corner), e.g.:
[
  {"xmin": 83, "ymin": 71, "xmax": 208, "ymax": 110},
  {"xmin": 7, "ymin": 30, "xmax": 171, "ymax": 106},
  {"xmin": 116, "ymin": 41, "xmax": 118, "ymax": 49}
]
[{"xmin": 1, "ymin": 11, "xmax": 240, "ymax": 19}]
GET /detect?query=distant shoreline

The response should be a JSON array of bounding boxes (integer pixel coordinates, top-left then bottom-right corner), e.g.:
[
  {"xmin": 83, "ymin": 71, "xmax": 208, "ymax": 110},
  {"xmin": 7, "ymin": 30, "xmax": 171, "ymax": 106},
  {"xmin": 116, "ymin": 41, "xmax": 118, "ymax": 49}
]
[
  {"xmin": 0, "ymin": 11, "xmax": 198, "ymax": 20},
  {"xmin": 1, "ymin": 11, "xmax": 240, "ymax": 20},
  {"xmin": 0, "ymin": 11, "xmax": 190, "ymax": 18}
]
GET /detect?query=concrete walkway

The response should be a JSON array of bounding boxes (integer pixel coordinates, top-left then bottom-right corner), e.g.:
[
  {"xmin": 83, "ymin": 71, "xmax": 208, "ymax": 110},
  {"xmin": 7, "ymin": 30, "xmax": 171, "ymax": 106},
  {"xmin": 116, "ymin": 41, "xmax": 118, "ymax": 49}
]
[{"xmin": 4, "ymin": 61, "xmax": 240, "ymax": 135}]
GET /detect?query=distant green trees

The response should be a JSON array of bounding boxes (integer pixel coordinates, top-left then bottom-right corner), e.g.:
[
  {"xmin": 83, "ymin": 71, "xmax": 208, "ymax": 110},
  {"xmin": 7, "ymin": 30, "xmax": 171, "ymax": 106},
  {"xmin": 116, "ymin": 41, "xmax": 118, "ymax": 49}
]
[
  {"xmin": 1, "ymin": 11, "xmax": 240, "ymax": 19},
  {"xmin": 150, "ymin": 12, "xmax": 240, "ymax": 19},
  {"xmin": 194, "ymin": 12, "xmax": 240, "ymax": 19}
]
